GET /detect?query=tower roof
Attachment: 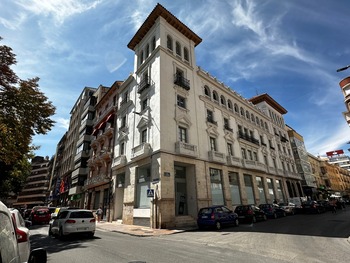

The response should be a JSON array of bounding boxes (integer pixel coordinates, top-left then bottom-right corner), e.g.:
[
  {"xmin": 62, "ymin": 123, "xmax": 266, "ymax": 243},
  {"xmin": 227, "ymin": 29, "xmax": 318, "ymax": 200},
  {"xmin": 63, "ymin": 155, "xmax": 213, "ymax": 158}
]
[
  {"xmin": 249, "ymin": 93, "xmax": 287, "ymax": 115},
  {"xmin": 127, "ymin": 3, "xmax": 202, "ymax": 50}
]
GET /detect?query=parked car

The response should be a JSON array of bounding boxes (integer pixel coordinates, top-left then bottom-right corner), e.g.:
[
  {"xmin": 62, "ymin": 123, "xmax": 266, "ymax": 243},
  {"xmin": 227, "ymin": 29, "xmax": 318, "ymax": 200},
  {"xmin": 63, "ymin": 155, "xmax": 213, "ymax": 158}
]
[
  {"xmin": 197, "ymin": 205, "xmax": 239, "ymax": 230},
  {"xmin": 259, "ymin": 204, "xmax": 287, "ymax": 218},
  {"xmin": 30, "ymin": 208, "xmax": 51, "ymax": 224},
  {"xmin": 234, "ymin": 204, "xmax": 267, "ymax": 223},
  {"xmin": 0, "ymin": 201, "xmax": 47, "ymax": 263},
  {"xmin": 9, "ymin": 208, "xmax": 31, "ymax": 263},
  {"xmin": 302, "ymin": 200, "xmax": 326, "ymax": 214},
  {"xmin": 278, "ymin": 202, "xmax": 296, "ymax": 215},
  {"xmin": 50, "ymin": 209, "xmax": 96, "ymax": 239}
]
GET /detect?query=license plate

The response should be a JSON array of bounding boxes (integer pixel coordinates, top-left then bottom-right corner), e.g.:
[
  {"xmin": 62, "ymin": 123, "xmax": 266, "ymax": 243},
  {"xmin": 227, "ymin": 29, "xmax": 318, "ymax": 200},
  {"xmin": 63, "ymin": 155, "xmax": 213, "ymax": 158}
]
[{"xmin": 201, "ymin": 215, "xmax": 208, "ymax": 219}]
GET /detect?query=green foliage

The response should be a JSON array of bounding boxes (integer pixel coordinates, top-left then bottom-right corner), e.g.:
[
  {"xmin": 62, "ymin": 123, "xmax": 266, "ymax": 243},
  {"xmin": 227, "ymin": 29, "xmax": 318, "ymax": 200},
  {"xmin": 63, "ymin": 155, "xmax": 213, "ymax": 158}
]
[{"xmin": 0, "ymin": 37, "xmax": 56, "ymax": 198}]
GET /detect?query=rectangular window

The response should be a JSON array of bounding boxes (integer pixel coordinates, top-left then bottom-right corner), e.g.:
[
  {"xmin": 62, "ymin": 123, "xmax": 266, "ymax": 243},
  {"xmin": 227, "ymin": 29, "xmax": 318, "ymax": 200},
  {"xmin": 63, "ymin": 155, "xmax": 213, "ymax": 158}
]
[
  {"xmin": 177, "ymin": 95, "xmax": 186, "ymax": 108},
  {"xmin": 266, "ymin": 178, "xmax": 275, "ymax": 201},
  {"xmin": 241, "ymin": 148, "xmax": 247, "ymax": 159},
  {"xmin": 247, "ymin": 150, "xmax": 253, "ymax": 160},
  {"xmin": 207, "ymin": 110, "xmax": 213, "ymax": 122},
  {"xmin": 210, "ymin": 168, "xmax": 224, "ymax": 205},
  {"xmin": 179, "ymin": 127, "xmax": 187, "ymax": 143},
  {"xmin": 276, "ymin": 180, "xmax": 285, "ymax": 202},
  {"xmin": 141, "ymin": 129, "xmax": 147, "ymax": 143},
  {"xmin": 244, "ymin": 174, "xmax": 255, "ymax": 204},
  {"xmin": 120, "ymin": 142, "xmax": 125, "ymax": 155},
  {"xmin": 136, "ymin": 167, "xmax": 151, "ymax": 208},
  {"xmin": 227, "ymin": 143, "xmax": 233, "ymax": 156},
  {"xmin": 256, "ymin": 177, "xmax": 266, "ymax": 204},
  {"xmin": 210, "ymin": 137, "xmax": 216, "ymax": 151},
  {"xmin": 253, "ymin": 152, "xmax": 258, "ymax": 161},
  {"xmin": 229, "ymin": 172, "xmax": 241, "ymax": 205},
  {"xmin": 141, "ymin": 99, "xmax": 148, "ymax": 111},
  {"xmin": 121, "ymin": 116, "xmax": 126, "ymax": 128}
]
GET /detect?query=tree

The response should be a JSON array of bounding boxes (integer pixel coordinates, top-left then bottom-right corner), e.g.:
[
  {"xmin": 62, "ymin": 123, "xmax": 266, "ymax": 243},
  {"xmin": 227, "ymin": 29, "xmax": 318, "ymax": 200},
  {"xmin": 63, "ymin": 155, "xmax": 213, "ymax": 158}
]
[{"xmin": 0, "ymin": 37, "xmax": 56, "ymax": 198}]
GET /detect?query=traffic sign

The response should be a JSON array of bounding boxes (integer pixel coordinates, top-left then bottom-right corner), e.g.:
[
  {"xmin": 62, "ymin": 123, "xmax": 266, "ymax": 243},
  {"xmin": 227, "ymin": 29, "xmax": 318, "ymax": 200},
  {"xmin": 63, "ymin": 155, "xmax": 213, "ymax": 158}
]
[{"xmin": 147, "ymin": 189, "xmax": 154, "ymax": 198}]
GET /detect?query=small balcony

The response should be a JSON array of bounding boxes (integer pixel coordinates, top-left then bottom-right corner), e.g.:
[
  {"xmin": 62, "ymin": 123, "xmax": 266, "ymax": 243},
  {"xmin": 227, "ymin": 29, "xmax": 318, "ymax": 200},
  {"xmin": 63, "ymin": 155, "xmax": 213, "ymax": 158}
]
[
  {"xmin": 208, "ymin": 151, "xmax": 225, "ymax": 163},
  {"xmin": 207, "ymin": 117, "xmax": 217, "ymax": 125},
  {"xmin": 138, "ymin": 77, "xmax": 150, "ymax": 93},
  {"xmin": 238, "ymin": 131, "xmax": 259, "ymax": 146},
  {"xmin": 224, "ymin": 125, "xmax": 233, "ymax": 132},
  {"xmin": 132, "ymin": 143, "xmax": 151, "ymax": 160},
  {"xmin": 175, "ymin": 141, "xmax": 198, "ymax": 157},
  {"xmin": 174, "ymin": 73, "xmax": 190, "ymax": 90},
  {"xmin": 112, "ymin": 155, "xmax": 127, "ymax": 168},
  {"xmin": 226, "ymin": 156, "xmax": 242, "ymax": 167}
]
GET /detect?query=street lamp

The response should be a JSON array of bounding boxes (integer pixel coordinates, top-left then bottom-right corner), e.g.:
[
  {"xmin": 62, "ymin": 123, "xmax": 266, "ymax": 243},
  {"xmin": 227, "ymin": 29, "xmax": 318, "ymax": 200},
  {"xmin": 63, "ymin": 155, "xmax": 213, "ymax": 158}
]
[{"xmin": 336, "ymin": 65, "xmax": 350, "ymax": 72}]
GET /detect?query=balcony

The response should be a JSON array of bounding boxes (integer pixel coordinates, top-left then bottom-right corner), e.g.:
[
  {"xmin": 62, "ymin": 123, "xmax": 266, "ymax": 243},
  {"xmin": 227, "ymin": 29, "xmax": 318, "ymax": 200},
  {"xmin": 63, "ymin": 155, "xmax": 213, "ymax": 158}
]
[
  {"xmin": 280, "ymin": 136, "xmax": 289, "ymax": 143},
  {"xmin": 132, "ymin": 143, "xmax": 151, "ymax": 160},
  {"xmin": 84, "ymin": 174, "xmax": 110, "ymax": 190},
  {"xmin": 226, "ymin": 156, "xmax": 242, "ymax": 167},
  {"xmin": 138, "ymin": 77, "xmax": 150, "ymax": 93},
  {"xmin": 104, "ymin": 122, "xmax": 114, "ymax": 136},
  {"xmin": 238, "ymin": 131, "xmax": 259, "ymax": 146},
  {"xmin": 224, "ymin": 125, "xmax": 233, "ymax": 132},
  {"xmin": 174, "ymin": 73, "xmax": 190, "ymax": 90},
  {"xmin": 112, "ymin": 155, "xmax": 127, "ymax": 168},
  {"xmin": 175, "ymin": 141, "xmax": 198, "ymax": 157},
  {"xmin": 207, "ymin": 117, "xmax": 217, "ymax": 125},
  {"xmin": 208, "ymin": 151, "xmax": 225, "ymax": 163}
]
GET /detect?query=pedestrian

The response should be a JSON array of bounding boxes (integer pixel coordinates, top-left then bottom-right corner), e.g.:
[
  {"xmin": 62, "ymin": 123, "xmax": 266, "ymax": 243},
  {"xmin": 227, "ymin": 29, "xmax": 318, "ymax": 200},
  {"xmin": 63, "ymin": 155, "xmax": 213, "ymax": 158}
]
[{"xmin": 96, "ymin": 207, "xmax": 103, "ymax": 222}]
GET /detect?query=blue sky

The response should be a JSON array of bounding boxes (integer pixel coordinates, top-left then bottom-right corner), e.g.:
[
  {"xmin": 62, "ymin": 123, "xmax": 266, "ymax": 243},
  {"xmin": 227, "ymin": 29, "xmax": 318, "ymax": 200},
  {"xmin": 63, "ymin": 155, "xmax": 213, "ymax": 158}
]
[{"xmin": 1, "ymin": 0, "xmax": 350, "ymax": 158}]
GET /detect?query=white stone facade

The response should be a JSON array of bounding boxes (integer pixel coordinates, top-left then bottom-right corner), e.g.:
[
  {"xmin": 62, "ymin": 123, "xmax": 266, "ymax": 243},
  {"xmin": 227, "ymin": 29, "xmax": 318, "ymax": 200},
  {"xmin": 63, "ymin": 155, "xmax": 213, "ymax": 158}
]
[{"xmin": 110, "ymin": 4, "xmax": 302, "ymax": 228}]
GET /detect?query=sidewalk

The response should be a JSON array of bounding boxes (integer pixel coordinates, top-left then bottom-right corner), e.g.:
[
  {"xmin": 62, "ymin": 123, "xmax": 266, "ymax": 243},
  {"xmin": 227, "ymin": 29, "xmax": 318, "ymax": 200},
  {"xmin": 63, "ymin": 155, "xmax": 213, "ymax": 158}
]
[{"xmin": 95, "ymin": 221, "xmax": 189, "ymax": 237}]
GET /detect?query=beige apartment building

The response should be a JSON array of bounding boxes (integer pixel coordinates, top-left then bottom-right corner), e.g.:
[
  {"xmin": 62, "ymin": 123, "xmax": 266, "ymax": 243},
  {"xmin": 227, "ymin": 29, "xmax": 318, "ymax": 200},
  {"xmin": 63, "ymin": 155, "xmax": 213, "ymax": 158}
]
[{"xmin": 108, "ymin": 4, "xmax": 302, "ymax": 228}]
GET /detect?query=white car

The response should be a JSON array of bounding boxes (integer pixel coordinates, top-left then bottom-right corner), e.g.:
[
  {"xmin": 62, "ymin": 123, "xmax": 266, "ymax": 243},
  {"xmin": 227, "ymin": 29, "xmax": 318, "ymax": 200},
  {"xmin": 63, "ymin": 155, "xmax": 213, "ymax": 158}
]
[
  {"xmin": 278, "ymin": 202, "xmax": 296, "ymax": 215},
  {"xmin": 0, "ymin": 201, "xmax": 47, "ymax": 263},
  {"xmin": 9, "ymin": 208, "xmax": 31, "ymax": 263},
  {"xmin": 50, "ymin": 209, "xmax": 96, "ymax": 239}
]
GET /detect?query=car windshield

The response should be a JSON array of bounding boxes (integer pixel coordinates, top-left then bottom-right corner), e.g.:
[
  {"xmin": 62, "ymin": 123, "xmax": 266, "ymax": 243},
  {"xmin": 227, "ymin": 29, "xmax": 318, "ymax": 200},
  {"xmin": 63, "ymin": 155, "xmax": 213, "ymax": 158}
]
[{"xmin": 69, "ymin": 211, "xmax": 94, "ymax": 218}]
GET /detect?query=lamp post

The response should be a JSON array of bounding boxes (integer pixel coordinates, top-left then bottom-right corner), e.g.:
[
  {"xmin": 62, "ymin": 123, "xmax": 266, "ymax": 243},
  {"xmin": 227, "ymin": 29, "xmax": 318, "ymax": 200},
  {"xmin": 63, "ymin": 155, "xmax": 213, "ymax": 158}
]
[{"xmin": 337, "ymin": 65, "xmax": 350, "ymax": 72}]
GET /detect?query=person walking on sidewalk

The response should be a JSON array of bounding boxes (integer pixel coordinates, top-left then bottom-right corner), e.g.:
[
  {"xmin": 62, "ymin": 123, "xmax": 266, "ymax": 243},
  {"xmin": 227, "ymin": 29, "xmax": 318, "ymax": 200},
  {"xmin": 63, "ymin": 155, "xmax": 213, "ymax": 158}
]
[{"xmin": 96, "ymin": 207, "xmax": 103, "ymax": 222}]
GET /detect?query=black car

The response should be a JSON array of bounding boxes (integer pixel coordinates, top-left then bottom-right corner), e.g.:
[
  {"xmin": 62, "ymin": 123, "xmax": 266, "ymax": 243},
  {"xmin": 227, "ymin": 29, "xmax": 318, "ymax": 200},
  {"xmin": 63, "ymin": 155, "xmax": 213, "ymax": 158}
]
[
  {"xmin": 302, "ymin": 200, "xmax": 326, "ymax": 214},
  {"xmin": 259, "ymin": 204, "xmax": 287, "ymax": 218},
  {"xmin": 234, "ymin": 205, "xmax": 267, "ymax": 223},
  {"xmin": 197, "ymin": 205, "xmax": 239, "ymax": 230}
]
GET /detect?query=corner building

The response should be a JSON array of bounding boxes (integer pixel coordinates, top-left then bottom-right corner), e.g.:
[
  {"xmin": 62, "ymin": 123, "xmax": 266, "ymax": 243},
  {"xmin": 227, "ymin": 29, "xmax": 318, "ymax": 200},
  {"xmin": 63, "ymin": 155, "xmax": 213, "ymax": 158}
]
[{"xmin": 111, "ymin": 4, "xmax": 301, "ymax": 228}]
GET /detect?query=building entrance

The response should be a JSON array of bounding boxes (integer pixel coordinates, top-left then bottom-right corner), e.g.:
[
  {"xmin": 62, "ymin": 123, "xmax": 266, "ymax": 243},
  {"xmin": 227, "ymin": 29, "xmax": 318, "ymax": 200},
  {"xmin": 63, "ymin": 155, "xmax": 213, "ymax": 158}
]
[{"xmin": 175, "ymin": 166, "xmax": 187, "ymax": 216}]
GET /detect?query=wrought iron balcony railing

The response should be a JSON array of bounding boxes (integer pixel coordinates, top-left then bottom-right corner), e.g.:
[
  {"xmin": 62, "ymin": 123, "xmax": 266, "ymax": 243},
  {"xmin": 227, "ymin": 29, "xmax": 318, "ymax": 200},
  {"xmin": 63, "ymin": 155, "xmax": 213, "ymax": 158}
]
[{"xmin": 174, "ymin": 73, "xmax": 190, "ymax": 90}]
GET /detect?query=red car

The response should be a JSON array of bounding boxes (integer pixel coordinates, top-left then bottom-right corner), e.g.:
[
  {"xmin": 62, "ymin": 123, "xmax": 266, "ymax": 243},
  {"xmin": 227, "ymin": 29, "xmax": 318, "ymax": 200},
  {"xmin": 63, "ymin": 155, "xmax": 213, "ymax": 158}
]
[{"xmin": 31, "ymin": 208, "xmax": 51, "ymax": 224}]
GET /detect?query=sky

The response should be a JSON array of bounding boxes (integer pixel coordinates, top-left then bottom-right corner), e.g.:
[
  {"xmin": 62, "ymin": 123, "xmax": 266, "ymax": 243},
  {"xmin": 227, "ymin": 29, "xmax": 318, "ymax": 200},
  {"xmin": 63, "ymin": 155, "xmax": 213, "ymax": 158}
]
[{"xmin": 1, "ymin": 0, "xmax": 350, "ymax": 158}]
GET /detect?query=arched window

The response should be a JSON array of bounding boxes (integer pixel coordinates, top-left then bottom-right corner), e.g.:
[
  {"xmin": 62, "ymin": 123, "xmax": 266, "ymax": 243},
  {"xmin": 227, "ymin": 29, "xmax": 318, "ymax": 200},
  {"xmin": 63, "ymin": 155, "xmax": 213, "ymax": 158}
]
[
  {"xmin": 264, "ymin": 122, "xmax": 268, "ymax": 131},
  {"xmin": 152, "ymin": 36, "xmax": 156, "ymax": 51},
  {"xmin": 256, "ymin": 116, "xmax": 259, "ymax": 125},
  {"xmin": 220, "ymin": 95, "xmax": 226, "ymax": 106},
  {"xmin": 240, "ymin": 107, "xmax": 244, "ymax": 116},
  {"xmin": 260, "ymin": 119, "xmax": 264, "ymax": 127},
  {"xmin": 234, "ymin": 103, "xmax": 239, "ymax": 113},
  {"xmin": 176, "ymin": 41, "xmax": 181, "ymax": 56},
  {"xmin": 246, "ymin": 110, "xmax": 250, "ymax": 119},
  {"xmin": 204, "ymin": 85, "xmax": 210, "ymax": 97},
  {"xmin": 227, "ymin": 100, "xmax": 232, "ymax": 110},
  {"xmin": 251, "ymin": 114, "xmax": 255, "ymax": 122},
  {"xmin": 145, "ymin": 44, "xmax": 149, "ymax": 58},
  {"xmin": 213, "ymin": 91, "xmax": 218, "ymax": 102},
  {"xmin": 167, "ymin": 35, "xmax": 173, "ymax": 50},
  {"xmin": 184, "ymin": 47, "xmax": 189, "ymax": 61},
  {"xmin": 139, "ymin": 51, "xmax": 144, "ymax": 65}
]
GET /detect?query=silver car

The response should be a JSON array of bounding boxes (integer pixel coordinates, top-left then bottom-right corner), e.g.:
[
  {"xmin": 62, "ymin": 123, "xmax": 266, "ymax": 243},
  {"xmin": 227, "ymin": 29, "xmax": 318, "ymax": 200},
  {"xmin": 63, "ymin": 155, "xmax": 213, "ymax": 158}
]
[{"xmin": 50, "ymin": 209, "xmax": 96, "ymax": 239}]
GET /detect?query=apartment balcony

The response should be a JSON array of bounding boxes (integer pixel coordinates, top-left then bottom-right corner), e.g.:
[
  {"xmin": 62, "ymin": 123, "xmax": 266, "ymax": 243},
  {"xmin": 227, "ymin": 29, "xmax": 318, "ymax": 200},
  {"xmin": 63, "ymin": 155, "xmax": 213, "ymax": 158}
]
[
  {"xmin": 100, "ymin": 148, "xmax": 112, "ymax": 161},
  {"xmin": 174, "ymin": 73, "xmax": 190, "ymax": 90},
  {"xmin": 112, "ymin": 155, "xmax": 127, "ymax": 168},
  {"xmin": 241, "ymin": 159, "xmax": 267, "ymax": 172},
  {"xmin": 175, "ymin": 141, "xmax": 198, "ymax": 157},
  {"xmin": 138, "ymin": 77, "xmax": 150, "ymax": 94},
  {"xmin": 74, "ymin": 149, "xmax": 90, "ymax": 162},
  {"xmin": 238, "ymin": 131, "xmax": 260, "ymax": 146},
  {"xmin": 283, "ymin": 170, "xmax": 303, "ymax": 180},
  {"xmin": 206, "ymin": 117, "xmax": 217, "ymax": 125},
  {"xmin": 71, "ymin": 167, "xmax": 88, "ymax": 180},
  {"xmin": 208, "ymin": 151, "xmax": 226, "ymax": 163},
  {"xmin": 224, "ymin": 125, "xmax": 233, "ymax": 132},
  {"xmin": 280, "ymin": 136, "xmax": 289, "ymax": 143},
  {"xmin": 84, "ymin": 174, "xmax": 111, "ymax": 190},
  {"xmin": 132, "ymin": 143, "xmax": 151, "ymax": 160},
  {"xmin": 104, "ymin": 122, "xmax": 114, "ymax": 137},
  {"xmin": 226, "ymin": 156, "xmax": 242, "ymax": 167},
  {"xmin": 267, "ymin": 166, "xmax": 278, "ymax": 175}
]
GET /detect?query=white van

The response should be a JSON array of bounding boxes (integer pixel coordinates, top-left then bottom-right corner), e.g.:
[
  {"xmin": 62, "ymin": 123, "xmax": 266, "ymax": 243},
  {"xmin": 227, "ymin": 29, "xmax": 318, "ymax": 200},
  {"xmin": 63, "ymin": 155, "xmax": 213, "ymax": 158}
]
[{"xmin": 0, "ymin": 201, "xmax": 47, "ymax": 263}]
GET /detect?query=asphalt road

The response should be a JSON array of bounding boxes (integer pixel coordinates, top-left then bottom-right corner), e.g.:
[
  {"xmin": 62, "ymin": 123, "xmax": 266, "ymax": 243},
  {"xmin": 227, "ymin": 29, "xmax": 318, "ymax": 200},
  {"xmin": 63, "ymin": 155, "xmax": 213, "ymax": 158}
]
[{"xmin": 30, "ymin": 208, "xmax": 350, "ymax": 263}]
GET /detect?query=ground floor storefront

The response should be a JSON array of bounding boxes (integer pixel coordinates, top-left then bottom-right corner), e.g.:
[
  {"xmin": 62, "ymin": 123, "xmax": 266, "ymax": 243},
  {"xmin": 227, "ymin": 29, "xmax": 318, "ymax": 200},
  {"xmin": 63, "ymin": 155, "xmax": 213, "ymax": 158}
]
[{"xmin": 110, "ymin": 152, "xmax": 303, "ymax": 229}]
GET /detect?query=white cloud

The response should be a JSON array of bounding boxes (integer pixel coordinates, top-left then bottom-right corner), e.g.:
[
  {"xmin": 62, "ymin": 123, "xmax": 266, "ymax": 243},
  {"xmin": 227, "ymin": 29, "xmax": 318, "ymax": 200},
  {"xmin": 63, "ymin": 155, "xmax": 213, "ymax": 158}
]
[
  {"xmin": 15, "ymin": 0, "xmax": 102, "ymax": 25},
  {"xmin": 56, "ymin": 117, "xmax": 70, "ymax": 130}
]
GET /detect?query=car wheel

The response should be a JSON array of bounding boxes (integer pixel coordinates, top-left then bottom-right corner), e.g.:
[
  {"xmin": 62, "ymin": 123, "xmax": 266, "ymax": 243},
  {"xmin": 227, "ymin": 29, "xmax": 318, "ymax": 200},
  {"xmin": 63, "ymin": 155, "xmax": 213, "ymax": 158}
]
[{"xmin": 215, "ymin": 221, "xmax": 222, "ymax": 230}]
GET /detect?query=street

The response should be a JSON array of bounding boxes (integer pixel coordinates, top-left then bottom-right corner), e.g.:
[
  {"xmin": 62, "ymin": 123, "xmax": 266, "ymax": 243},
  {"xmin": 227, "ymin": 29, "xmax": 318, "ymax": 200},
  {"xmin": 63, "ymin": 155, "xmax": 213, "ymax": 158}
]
[{"xmin": 30, "ymin": 209, "xmax": 350, "ymax": 263}]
